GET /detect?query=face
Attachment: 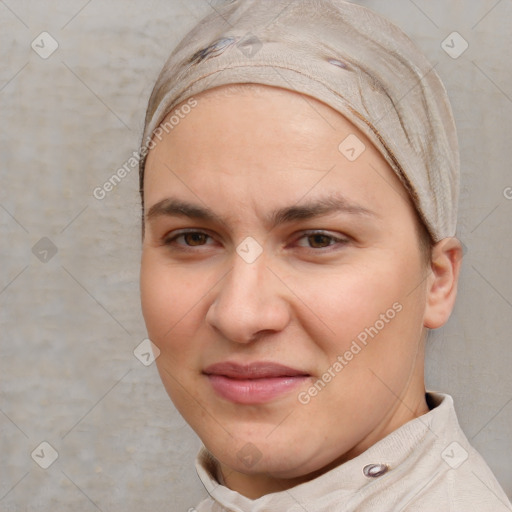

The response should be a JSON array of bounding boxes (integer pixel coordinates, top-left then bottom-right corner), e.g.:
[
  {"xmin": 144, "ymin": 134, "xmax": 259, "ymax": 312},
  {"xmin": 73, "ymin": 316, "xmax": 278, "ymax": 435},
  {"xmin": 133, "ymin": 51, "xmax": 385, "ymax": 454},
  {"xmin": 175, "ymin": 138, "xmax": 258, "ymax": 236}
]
[{"xmin": 140, "ymin": 85, "xmax": 431, "ymax": 495}]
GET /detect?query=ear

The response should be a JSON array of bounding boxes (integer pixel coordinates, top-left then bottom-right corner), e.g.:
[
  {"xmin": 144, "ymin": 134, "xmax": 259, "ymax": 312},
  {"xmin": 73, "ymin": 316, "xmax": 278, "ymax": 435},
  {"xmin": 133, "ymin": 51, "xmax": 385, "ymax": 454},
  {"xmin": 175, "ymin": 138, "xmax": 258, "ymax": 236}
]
[{"xmin": 423, "ymin": 237, "xmax": 463, "ymax": 329}]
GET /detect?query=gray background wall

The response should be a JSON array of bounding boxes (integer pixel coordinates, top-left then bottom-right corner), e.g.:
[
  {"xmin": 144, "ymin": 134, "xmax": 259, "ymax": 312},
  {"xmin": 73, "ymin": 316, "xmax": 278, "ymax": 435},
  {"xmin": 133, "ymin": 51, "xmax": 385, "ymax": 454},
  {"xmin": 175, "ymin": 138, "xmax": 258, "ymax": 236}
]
[{"xmin": 1, "ymin": 0, "xmax": 511, "ymax": 510}]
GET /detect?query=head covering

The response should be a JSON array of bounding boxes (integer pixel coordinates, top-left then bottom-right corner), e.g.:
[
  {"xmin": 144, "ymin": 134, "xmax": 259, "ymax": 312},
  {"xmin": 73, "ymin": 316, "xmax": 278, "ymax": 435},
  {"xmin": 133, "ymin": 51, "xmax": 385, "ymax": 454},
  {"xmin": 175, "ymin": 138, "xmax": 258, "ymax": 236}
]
[{"xmin": 140, "ymin": 0, "xmax": 459, "ymax": 242}]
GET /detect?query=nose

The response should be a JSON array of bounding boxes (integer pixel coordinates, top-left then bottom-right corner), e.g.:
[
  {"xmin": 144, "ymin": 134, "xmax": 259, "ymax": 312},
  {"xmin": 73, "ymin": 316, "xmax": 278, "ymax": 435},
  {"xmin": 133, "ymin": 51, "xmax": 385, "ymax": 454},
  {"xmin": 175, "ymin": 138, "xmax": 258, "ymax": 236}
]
[{"xmin": 205, "ymin": 254, "xmax": 290, "ymax": 344}]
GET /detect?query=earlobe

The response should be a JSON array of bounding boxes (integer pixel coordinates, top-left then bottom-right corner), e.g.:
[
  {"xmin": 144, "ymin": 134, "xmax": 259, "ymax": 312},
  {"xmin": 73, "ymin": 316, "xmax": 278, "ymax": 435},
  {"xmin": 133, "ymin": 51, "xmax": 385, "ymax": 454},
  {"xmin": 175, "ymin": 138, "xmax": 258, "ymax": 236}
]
[{"xmin": 423, "ymin": 237, "xmax": 463, "ymax": 329}]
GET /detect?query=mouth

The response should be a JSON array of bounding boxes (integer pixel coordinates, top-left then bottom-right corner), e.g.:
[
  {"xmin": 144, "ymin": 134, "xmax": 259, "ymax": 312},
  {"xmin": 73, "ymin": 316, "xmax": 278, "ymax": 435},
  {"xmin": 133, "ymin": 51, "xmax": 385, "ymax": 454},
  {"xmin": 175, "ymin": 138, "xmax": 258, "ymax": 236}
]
[{"xmin": 202, "ymin": 361, "xmax": 311, "ymax": 404}]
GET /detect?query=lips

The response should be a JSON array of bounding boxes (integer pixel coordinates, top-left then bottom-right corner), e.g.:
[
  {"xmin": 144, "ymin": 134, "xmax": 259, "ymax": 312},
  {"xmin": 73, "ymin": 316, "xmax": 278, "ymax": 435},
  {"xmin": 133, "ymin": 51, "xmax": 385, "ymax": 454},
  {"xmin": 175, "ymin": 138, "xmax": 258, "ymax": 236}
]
[{"xmin": 203, "ymin": 362, "xmax": 310, "ymax": 404}]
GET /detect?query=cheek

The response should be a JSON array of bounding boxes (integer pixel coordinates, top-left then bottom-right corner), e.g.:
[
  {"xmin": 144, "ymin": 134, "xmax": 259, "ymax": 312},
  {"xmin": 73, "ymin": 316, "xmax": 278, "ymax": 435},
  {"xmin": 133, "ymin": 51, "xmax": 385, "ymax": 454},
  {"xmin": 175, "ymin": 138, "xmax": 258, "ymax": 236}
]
[
  {"xmin": 140, "ymin": 254, "xmax": 205, "ymax": 408},
  {"xmin": 297, "ymin": 260, "xmax": 425, "ymax": 416},
  {"xmin": 295, "ymin": 254, "xmax": 426, "ymax": 355},
  {"xmin": 140, "ymin": 254, "xmax": 171, "ymax": 340},
  {"xmin": 140, "ymin": 251, "xmax": 219, "ymax": 375},
  {"xmin": 140, "ymin": 252, "xmax": 197, "ymax": 348},
  {"xmin": 294, "ymin": 264, "xmax": 397, "ymax": 334}
]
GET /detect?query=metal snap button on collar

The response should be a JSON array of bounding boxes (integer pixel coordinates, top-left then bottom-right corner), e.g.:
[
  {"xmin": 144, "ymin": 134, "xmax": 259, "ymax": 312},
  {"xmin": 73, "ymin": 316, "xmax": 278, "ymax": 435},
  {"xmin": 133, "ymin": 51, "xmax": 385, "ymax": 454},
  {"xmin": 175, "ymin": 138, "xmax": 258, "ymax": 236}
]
[{"xmin": 363, "ymin": 463, "xmax": 389, "ymax": 478}]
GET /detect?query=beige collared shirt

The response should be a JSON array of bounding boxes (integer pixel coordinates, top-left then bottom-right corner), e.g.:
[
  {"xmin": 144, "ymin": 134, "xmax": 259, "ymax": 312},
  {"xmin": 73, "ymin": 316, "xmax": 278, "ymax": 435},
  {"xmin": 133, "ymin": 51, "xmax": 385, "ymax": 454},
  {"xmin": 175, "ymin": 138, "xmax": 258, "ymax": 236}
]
[{"xmin": 193, "ymin": 393, "xmax": 511, "ymax": 511}]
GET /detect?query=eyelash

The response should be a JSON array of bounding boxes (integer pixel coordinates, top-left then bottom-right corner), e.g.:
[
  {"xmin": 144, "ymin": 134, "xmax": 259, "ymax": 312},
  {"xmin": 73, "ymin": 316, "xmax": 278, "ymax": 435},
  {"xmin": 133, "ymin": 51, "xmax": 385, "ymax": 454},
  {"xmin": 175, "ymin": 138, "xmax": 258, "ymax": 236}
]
[{"xmin": 162, "ymin": 229, "xmax": 349, "ymax": 253}]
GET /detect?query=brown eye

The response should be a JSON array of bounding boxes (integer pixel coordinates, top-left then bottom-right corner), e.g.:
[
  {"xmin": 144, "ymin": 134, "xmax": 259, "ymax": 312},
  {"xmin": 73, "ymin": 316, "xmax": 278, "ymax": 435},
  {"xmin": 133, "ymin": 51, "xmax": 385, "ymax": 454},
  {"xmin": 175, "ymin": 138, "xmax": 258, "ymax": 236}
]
[
  {"xmin": 307, "ymin": 233, "xmax": 334, "ymax": 248},
  {"xmin": 294, "ymin": 230, "xmax": 349, "ymax": 252},
  {"xmin": 183, "ymin": 232, "xmax": 208, "ymax": 246},
  {"xmin": 163, "ymin": 230, "xmax": 213, "ymax": 248}
]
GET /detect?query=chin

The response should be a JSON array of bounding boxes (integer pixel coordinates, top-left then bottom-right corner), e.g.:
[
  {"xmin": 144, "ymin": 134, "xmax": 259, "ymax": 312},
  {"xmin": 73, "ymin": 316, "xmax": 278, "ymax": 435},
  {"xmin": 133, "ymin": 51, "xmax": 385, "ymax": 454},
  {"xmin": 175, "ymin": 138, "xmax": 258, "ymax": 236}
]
[{"xmin": 203, "ymin": 430, "xmax": 340, "ymax": 480}]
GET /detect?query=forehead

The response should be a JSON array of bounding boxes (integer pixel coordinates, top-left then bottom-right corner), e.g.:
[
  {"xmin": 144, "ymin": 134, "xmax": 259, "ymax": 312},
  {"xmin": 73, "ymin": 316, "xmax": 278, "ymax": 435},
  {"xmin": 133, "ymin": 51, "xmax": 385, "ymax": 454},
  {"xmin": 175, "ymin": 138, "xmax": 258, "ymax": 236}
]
[
  {"xmin": 143, "ymin": 84, "xmax": 412, "ymax": 218},
  {"xmin": 151, "ymin": 85, "xmax": 370, "ymax": 162}
]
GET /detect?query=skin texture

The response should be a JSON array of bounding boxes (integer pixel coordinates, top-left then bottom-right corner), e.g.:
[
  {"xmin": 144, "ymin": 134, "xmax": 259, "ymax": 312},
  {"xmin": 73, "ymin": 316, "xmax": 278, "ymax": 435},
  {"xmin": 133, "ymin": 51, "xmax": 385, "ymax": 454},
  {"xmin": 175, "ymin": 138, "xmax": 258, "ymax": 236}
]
[{"xmin": 140, "ymin": 84, "xmax": 462, "ymax": 499}]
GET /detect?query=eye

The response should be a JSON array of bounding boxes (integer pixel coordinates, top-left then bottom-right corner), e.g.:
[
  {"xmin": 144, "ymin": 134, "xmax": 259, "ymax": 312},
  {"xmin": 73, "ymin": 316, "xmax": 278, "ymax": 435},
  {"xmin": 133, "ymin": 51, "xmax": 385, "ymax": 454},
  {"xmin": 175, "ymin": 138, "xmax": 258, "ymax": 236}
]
[
  {"xmin": 295, "ymin": 230, "xmax": 349, "ymax": 250},
  {"xmin": 163, "ymin": 230, "xmax": 214, "ymax": 248}
]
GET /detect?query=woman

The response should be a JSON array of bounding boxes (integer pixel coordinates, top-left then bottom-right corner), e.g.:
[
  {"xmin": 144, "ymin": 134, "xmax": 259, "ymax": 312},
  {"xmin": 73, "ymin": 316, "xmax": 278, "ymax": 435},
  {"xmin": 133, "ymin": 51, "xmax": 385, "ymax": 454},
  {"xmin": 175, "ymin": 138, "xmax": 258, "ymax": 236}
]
[{"xmin": 138, "ymin": 0, "xmax": 511, "ymax": 509}]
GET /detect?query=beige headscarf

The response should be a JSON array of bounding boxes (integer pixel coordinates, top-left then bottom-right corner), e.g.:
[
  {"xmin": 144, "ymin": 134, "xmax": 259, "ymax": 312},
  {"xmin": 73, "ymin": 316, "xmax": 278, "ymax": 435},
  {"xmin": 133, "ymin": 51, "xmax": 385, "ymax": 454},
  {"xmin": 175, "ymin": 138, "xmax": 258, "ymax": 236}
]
[{"xmin": 140, "ymin": 0, "xmax": 459, "ymax": 242}]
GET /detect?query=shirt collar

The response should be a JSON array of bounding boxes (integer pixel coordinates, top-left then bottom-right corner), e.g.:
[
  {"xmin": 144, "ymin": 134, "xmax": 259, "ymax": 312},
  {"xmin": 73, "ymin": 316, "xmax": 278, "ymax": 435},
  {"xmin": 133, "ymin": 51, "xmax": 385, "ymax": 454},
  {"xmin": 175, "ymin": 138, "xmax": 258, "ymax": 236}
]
[{"xmin": 195, "ymin": 392, "xmax": 456, "ymax": 512}]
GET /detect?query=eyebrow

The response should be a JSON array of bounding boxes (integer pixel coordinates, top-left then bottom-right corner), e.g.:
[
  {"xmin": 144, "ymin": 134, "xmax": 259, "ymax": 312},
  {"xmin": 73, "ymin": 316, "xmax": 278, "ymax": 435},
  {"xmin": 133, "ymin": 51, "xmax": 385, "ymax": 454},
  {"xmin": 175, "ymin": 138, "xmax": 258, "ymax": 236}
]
[{"xmin": 146, "ymin": 194, "xmax": 378, "ymax": 229}]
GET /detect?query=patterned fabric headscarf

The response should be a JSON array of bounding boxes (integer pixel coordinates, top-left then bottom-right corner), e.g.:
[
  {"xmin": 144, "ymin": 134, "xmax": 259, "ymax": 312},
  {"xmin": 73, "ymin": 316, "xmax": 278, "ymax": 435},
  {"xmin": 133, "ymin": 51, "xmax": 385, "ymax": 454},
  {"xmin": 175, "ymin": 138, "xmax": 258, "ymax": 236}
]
[{"xmin": 140, "ymin": 0, "xmax": 459, "ymax": 242}]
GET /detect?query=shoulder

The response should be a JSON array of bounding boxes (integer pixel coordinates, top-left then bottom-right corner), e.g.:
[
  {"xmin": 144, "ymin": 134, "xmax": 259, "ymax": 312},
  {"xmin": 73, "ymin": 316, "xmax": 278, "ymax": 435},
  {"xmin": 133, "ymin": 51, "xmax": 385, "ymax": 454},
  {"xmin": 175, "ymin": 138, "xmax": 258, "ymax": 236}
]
[{"xmin": 401, "ymin": 392, "xmax": 511, "ymax": 511}]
